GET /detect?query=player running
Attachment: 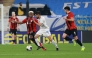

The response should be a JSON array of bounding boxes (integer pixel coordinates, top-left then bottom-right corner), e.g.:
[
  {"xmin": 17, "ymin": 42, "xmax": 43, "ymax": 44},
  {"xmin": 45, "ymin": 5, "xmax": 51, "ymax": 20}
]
[
  {"xmin": 62, "ymin": 6, "xmax": 85, "ymax": 51},
  {"xmin": 7, "ymin": 11, "xmax": 19, "ymax": 44},
  {"xmin": 33, "ymin": 11, "xmax": 59, "ymax": 51},
  {"xmin": 16, "ymin": 11, "xmax": 46, "ymax": 50}
]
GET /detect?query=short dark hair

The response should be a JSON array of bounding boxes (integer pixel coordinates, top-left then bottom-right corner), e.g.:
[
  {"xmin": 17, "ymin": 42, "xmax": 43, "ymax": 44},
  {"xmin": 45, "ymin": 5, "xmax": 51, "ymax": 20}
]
[
  {"xmin": 35, "ymin": 11, "xmax": 41, "ymax": 15},
  {"xmin": 64, "ymin": 6, "xmax": 70, "ymax": 10}
]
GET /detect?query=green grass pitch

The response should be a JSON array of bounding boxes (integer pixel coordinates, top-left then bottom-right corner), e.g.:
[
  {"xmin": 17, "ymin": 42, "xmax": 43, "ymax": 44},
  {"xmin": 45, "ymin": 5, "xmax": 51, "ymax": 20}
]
[{"xmin": 0, "ymin": 43, "xmax": 92, "ymax": 58}]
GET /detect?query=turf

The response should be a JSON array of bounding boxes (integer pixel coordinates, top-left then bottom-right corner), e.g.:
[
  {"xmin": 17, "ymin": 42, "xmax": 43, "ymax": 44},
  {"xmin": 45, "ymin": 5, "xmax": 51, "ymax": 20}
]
[{"xmin": 0, "ymin": 43, "xmax": 92, "ymax": 58}]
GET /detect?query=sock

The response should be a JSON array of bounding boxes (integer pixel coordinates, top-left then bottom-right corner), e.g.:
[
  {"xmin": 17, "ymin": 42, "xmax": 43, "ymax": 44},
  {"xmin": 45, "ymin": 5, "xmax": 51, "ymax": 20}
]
[
  {"xmin": 52, "ymin": 40, "xmax": 58, "ymax": 48},
  {"xmin": 65, "ymin": 37, "xmax": 72, "ymax": 41},
  {"xmin": 76, "ymin": 39, "xmax": 83, "ymax": 46},
  {"xmin": 35, "ymin": 39, "xmax": 40, "ymax": 46},
  {"xmin": 28, "ymin": 34, "xmax": 31, "ymax": 44},
  {"xmin": 31, "ymin": 38, "xmax": 38, "ymax": 46}
]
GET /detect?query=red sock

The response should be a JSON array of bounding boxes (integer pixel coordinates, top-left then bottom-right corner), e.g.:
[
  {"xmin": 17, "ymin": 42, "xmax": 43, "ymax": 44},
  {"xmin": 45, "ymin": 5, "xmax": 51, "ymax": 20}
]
[{"xmin": 39, "ymin": 42, "xmax": 42, "ymax": 47}]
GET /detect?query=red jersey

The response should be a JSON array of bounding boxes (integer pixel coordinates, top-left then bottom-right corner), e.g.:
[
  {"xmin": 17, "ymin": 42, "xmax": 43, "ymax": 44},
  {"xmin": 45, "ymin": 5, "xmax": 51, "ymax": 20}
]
[
  {"xmin": 66, "ymin": 12, "xmax": 77, "ymax": 30},
  {"xmin": 22, "ymin": 17, "xmax": 38, "ymax": 34},
  {"xmin": 8, "ymin": 16, "xmax": 19, "ymax": 29}
]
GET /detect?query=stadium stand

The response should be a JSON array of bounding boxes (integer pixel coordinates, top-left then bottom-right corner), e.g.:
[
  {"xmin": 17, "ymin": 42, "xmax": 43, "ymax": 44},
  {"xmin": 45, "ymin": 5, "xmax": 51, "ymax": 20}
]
[{"xmin": 9, "ymin": 0, "xmax": 51, "ymax": 16}]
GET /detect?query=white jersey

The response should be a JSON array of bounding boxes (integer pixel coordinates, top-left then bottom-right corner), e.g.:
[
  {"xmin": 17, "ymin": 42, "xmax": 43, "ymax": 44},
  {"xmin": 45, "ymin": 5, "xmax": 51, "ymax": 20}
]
[{"xmin": 38, "ymin": 16, "xmax": 49, "ymax": 29}]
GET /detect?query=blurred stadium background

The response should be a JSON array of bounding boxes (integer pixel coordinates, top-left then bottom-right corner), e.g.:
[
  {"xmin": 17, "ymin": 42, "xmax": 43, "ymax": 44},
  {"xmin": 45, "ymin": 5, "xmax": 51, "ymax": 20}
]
[
  {"xmin": 0, "ymin": 0, "xmax": 92, "ymax": 58},
  {"xmin": 0, "ymin": 0, "xmax": 92, "ymax": 44}
]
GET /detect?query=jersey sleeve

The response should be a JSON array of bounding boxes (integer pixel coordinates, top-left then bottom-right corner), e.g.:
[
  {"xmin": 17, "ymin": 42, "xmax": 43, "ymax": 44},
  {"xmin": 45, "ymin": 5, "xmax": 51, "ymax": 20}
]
[
  {"xmin": 69, "ymin": 13, "xmax": 74, "ymax": 18},
  {"xmin": 22, "ymin": 18, "xmax": 27, "ymax": 23},
  {"xmin": 40, "ymin": 17, "xmax": 45, "ymax": 23}
]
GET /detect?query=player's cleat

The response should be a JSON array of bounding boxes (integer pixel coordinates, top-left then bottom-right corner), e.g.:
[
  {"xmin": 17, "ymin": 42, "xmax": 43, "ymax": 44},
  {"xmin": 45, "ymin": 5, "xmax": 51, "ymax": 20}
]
[
  {"xmin": 72, "ymin": 39, "xmax": 76, "ymax": 46},
  {"xmin": 81, "ymin": 46, "xmax": 85, "ymax": 51},
  {"xmin": 39, "ymin": 42, "xmax": 46, "ymax": 51},
  {"xmin": 37, "ymin": 46, "xmax": 41, "ymax": 50},
  {"xmin": 42, "ymin": 47, "xmax": 46, "ymax": 51},
  {"xmin": 56, "ymin": 48, "xmax": 59, "ymax": 51}
]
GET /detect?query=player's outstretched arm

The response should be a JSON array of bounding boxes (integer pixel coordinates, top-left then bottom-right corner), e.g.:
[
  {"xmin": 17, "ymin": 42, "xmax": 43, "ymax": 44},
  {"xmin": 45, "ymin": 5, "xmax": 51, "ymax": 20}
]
[
  {"xmin": 16, "ymin": 21, "xmax": 24, "ymax": 24},
  {"xmin": 15, "ymin": 19, "xmax": 26, "ymax": 24},
  {"xmin": 16, "ymin": 18, "xmax": 27, "ymax": 24}
]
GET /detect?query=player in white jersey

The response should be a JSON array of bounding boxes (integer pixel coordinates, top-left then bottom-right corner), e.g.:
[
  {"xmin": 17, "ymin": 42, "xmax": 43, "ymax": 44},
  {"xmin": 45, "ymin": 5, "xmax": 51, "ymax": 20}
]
[{"xmin": 33, "ymin": 11, "xmax": 59, "ymax": 51}]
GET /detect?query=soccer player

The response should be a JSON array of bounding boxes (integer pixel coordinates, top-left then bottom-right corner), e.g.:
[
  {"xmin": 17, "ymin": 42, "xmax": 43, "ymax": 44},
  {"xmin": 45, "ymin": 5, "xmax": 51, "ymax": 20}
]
[
  {"xmin": 33, "ymin": 11, "xmax": 59, "ymax": 51},
  {"xmin": 16, "ymin": 11, "xmax": 46, "ymax": 50},
  {"xmin": 62, "ymin": 6, "xmax": 85, "ymax": 51},
  {"xmin": 8, "ymin": 11, "xmax": 19, "ymax": 44}
]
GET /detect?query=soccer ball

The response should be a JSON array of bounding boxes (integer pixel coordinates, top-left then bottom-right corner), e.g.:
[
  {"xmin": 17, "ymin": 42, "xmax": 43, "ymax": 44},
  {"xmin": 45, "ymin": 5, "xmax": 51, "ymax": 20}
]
[{"xmin": 26, "ymin": 45, "xmax": 32, "ymax": 51}]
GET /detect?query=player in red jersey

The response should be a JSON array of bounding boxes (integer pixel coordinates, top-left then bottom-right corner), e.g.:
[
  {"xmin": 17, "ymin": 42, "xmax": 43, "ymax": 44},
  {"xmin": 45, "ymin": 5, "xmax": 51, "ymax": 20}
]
[
  {"xmin": 15, "ymin": 11, "xmax": 46, "ymax": 50},
  {"xmin": 62, "ymin": 6, "xmax": 85, "ymax": 51},
  {"xmin": 8, "ymin": 12, "xmax": 19, "ymax": 44}
]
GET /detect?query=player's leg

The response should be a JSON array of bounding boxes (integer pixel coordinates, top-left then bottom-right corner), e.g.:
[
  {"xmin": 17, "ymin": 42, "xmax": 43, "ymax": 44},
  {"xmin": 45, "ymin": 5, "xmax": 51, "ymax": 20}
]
[
  {"xmin": 30, "ymin": 32, "xmax": 46, "ymax": 50},
  {"xmin": 10, "ymin": 29, "xmax": 16, "ymax": 44},
  {"xmin": 72, "ymin": 29, "xmax": 85, "ymax": 51},
  {"xmin": 34, "ymin": 34, "xmax": 42, "ymax": 50},
  {"xmin": 10, "ymin": 33, "xmax": 16, "ymax": 44},
  {"xmin": 47, "ymin": 35, "xmax": 59, "ymax": 51},
  {"xmin": 43, "ymin": 29, "xmax": 59, "ymax": 51},
  {"xmin": 34, "ymin": 33, "xmax": 40, "ymax": 47},
  {"xmin": 62, "ymin": 29, "xmax": 72, "ymax": 41},
  {"xmin": 34, "ymin": 30, "xmax": 46, "ymax": 50},
  {"xmin": 34, "ymin": 30, "xmax": 43, "ymax": 46},
  {"xmin": 13, "ymin": 29, "xmax": 17, "ymax": 44},
  {"xmin": 29, "ymin": 33, "xmax": 38, "ymax": 46}
]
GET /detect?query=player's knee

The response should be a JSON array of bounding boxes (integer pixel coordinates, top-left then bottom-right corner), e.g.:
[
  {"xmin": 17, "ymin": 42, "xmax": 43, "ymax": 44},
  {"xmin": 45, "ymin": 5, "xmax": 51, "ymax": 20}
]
[
  {"xmin": 62, "ymin": 35, "xmax": 66, "ymax": 39},
  {"xmin": 47, "ymin": 36, "xmax": 52, "ymax": 41},
  {"xmin": 34, "ymin": 34, "xmax": 39, "ymax": 39},
  {"xmin": 62, "ymin": 33, "xmax": 67, "ymax": 39},
  {"xmin": 34, "ymin": 35, "xmax": 37, "ymax": 39}
]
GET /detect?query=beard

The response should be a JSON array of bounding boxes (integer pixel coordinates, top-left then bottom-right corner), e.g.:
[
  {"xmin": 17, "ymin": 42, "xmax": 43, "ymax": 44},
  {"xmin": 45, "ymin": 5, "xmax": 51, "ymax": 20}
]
[{"xmin": 36, "ymin": 17, "xmax": 39, "ymax": 19}]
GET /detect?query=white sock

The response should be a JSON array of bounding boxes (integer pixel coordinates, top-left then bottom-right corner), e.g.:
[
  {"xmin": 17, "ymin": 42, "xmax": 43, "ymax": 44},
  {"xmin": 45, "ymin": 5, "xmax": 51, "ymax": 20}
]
[
  {"xmin": 52, "ymin": 40, "xmax": 58, "ymax": 48},
  {"xmin": 35, "ymin": 39, "xmax": 40, "ymax": 46},
  {"xmin": 82, "ymin": 46, "xmax": 85, "ymax": 48}
]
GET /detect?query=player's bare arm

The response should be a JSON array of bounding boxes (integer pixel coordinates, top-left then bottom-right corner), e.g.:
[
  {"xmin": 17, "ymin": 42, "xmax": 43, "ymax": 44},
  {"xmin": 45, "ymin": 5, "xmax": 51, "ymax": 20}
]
[{"xmin": 15, "ymin": 21, "xmax": 24, "ymax": 24}]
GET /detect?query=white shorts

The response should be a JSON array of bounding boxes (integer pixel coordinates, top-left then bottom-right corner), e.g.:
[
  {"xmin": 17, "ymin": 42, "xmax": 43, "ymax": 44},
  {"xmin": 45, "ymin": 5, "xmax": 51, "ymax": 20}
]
[{"xmin": 36, "ymin": 29, "xmax": 51, "ymax": 37}]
